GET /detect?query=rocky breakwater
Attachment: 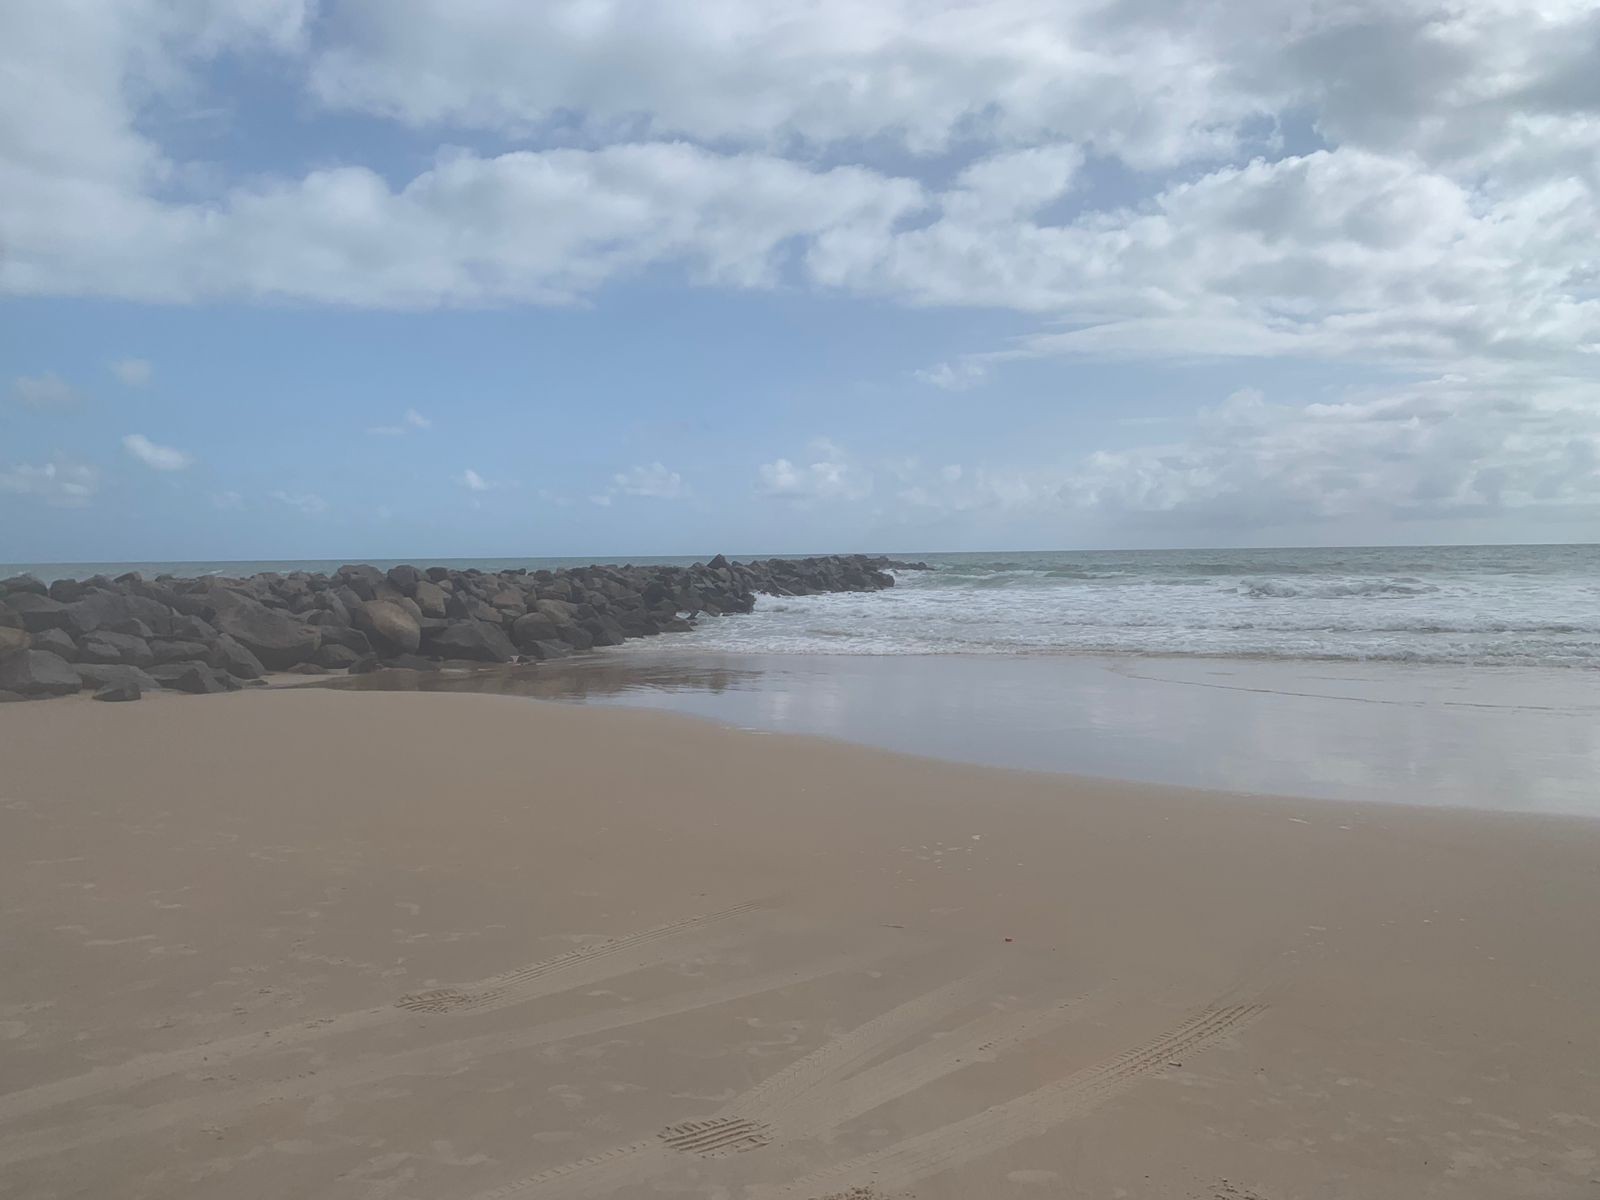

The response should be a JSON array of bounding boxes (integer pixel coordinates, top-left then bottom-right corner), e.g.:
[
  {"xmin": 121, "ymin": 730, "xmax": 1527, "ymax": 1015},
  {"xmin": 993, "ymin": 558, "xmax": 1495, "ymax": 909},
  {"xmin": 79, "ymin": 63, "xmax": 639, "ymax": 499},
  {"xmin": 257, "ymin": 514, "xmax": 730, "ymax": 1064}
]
[{"xmin": 0, "ymin": 554, "xmax": 923, "ymax": 703}]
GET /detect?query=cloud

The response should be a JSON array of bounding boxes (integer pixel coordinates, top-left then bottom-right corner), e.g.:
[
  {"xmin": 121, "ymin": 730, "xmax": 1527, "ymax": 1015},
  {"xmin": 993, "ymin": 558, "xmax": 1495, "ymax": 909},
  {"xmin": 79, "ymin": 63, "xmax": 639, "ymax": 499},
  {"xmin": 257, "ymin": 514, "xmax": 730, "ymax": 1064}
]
[
  {"xmin": 757, "ymin": 440, "xmax": 872, "ymax": 503},
  {"xmin": 305, "ymin": 1, "xmax": 1265, "ymax": 165},
  {"xmin": 460, "ymin": 468, "xmax": 490, "ymax": 491},
  {"xmin": 211, "ymin": 490, "xmax": 243, "ymax": 509},
  {"xmin": 111, "ymin": 358, "xmax": 152, "ymax": 386},
  {"xmin": 270, "ymin": 490, "xmax": 327, "ymax": 515},
  {"xmin": 914, "ymin": 360, "xmax": 988, "ymax": 391},
  {"xmin": 611, "ymin": 462, "xmax": 686, "ymax": 499},
  {"xmin": 0, "ymin": 458, "xmax": 99, "ymax": 507},
  {"xmin": 1059, "ymin": 378, "xmax": 1600, "ymax": 528},
  {"xmin": 368, "ymin": 407, "xmax": 432, "ymax": 435},
  {"xmin": 122, "ymin": 433, "xmax": 193, "ymax": 470},
  {"xmin": 10, "ymin": 372, "xmax": 79, "ymax": 409}
]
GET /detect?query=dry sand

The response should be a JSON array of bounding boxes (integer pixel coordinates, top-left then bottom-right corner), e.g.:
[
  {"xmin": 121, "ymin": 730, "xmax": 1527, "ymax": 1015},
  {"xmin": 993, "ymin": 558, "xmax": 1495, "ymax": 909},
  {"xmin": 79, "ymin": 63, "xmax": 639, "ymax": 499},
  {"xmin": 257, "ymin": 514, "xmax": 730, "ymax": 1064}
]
[{"xmin": 1, "ymin": 688, "xmax": 1597, "ymax": 1199}]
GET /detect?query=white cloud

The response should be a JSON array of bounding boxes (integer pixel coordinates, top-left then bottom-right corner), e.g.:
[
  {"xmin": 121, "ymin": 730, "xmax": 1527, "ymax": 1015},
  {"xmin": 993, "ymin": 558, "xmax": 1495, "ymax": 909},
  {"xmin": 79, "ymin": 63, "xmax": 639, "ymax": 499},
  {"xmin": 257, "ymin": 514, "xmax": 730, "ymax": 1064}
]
[
  {"xmin": 368, "ymin": 407, "xmax": 431, "ymax": 435},
  {"xmin": 305, "ymin": 1, "xmax": 1267, "ymax": 165},
  {"xmin": 10, "ymin": 372, "xmax": 79, "ymax": 409},
  {"xmin": 211, "ymin": 490, "xmax": 243, "ymax": 509},
  {"xmin": 270, "ymin": 489, "xmax": 327, "ymax": 515},
  {"xmin": 0, "ymin": 458, "xmax": 99, "ymax": 507},
  {"xmin": 122, "ymin": 433, "xmax": 193, "ymax": 470},
  {"xmin": 841, "ymin": 376, "xmax": 1600, "ymax": 535},
  {"xmin": 460, "ymin": 467, "xmax": 490, "ymax": 491},
  {"xmin": 611, "ymin": 462, "xmax": 686, "ymax": 499},
  {"xmin": 1060, "ymin": 379, "xmax": 1600, "ymax": 528},
  {"xmin": 111, "ymin": 358, "xmax": 152, "ymax": 386},
  {"xmin": 914, "ymin": 360, "xmax": 988, "ymax": 391},
  {"xmin": 757, "ymin": 440, "xmax": 872, "ymax": 503}
]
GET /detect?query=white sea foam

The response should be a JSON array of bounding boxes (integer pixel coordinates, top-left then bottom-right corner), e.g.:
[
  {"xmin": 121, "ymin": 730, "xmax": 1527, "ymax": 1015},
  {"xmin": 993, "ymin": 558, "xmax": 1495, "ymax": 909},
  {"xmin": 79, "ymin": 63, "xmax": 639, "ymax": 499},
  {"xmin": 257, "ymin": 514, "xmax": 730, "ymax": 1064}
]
[{"xmin": 678, "ymin": 545, "xmax": 1600, "ymax": 667}]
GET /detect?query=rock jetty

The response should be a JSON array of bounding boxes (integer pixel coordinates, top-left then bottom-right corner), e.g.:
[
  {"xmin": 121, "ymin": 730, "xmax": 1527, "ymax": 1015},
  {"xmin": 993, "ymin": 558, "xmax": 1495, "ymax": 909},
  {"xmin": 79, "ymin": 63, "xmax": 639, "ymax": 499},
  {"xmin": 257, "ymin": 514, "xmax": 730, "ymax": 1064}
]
[{"xmin": 0, "ymin": 555, "xmax": 925, "ymax": 703}]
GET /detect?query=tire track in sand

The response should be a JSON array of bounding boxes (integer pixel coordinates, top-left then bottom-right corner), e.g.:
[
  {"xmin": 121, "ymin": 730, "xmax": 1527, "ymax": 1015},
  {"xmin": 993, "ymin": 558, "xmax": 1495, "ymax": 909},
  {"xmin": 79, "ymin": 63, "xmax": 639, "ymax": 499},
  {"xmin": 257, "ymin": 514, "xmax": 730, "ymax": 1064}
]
[
  {"xmin": 0, "ymin": 947, "xmax": 891, "ymax": 1171},
  {"xmin": 764, "ymin": 1003, "xmax": 1268, "ymax": 1198},
  {"xmin": 483, "ymin": 969, "xmax": 1000, "ymax": 1199},
  {"xmin": 394, "ymin": 899, "xmax": 767, "ymax": 1014},
  {"xmin": 0, "ymin": 898, "xmax": 768, "ymax": 1127}
]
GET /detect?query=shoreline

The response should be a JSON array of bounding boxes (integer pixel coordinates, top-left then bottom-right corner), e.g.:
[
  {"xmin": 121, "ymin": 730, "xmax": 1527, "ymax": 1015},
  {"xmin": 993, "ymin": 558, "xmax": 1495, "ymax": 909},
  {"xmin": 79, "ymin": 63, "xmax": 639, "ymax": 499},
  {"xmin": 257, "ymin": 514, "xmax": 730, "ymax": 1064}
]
[
  {"xmin": 320, "ymin": 645, "xmax": 1600, "ymax": 818},
  {"xmin": 3, "ymin": 687, "xmax": 1598, "ymax": 1198}
]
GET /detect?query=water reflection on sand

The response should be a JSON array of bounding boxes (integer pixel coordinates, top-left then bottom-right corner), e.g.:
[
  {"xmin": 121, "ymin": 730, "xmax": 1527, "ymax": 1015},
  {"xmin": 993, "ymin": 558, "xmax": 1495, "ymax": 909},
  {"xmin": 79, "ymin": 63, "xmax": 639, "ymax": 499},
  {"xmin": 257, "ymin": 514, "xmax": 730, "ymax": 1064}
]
[{"xmin": 325, "ymin": 647, "xmax": 1600, "ymax": 817}]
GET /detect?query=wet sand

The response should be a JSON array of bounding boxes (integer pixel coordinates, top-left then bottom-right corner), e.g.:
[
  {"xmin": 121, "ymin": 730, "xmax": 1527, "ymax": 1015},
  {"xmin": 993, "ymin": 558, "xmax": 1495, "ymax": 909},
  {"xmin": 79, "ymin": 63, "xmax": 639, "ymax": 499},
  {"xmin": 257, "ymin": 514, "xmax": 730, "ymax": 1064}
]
[
  {"xmin": 1, "ymin": 688, "xmax": 1598, "ymax": 1199},
  {"xmin": 326, "ymin": 648, "xmax": 1600, "ymax": 815}
]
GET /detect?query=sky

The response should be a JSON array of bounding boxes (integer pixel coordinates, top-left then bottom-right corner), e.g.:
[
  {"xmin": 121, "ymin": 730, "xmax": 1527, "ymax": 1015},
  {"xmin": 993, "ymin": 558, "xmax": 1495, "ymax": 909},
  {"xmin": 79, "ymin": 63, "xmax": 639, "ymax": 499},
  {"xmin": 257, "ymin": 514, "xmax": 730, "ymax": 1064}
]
[{"xmin": 2, "ymin": 1, "xmax": 1598, "ymax": 563}]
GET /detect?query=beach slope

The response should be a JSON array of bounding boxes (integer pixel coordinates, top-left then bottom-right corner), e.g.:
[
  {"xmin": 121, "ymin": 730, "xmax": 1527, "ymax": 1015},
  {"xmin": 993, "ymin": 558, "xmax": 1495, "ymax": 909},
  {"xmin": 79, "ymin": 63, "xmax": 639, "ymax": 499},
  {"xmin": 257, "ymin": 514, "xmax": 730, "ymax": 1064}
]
[{"xmin": 1, "ymin": 690, "xmax": 1596, "ymax": 1198}]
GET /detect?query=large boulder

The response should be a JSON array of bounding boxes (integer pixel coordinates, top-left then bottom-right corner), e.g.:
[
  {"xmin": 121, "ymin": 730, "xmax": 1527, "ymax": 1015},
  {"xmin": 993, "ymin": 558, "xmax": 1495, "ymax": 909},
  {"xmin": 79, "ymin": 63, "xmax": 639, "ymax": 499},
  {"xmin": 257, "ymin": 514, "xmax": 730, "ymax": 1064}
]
[
  {"xmin": 535, "ymin": 598, "xmax": 580, "ymax": 623},
  {"xmin": 149, "ymin": 662, "xmax": 240, "ymax": 694},
  {"xmin": 0, "ymin": 650, "xmax": 81, "ymax": 697},
  {"xmin": 422, "ymin": 620, "xmax": 516, "ymax": 663},
  {"xmin": 60, "ymin": 591, "xmax": 173, "ymax": 637},
  {"xmin": 353, "ymin": 600, "xmax": 421, "ymax": 654},
  {"xmin": 510, "ymin": 612, "xmax": 561, "ymax": 650},
  {"xmin": 30, "ymin": 628, "xmax": 78, "ymax": 660},
  {"xmin": 76, "ymin": 631, "xmax": 155, "ymax": 668},
  {"xmin": 48, "ymin": 578, "xmax": 85, "ymax": 603},
  {"xmin": 93, "ymin": 681, "xmax": 142, "ymax": 702},
  {"xmin": 150, "ymin": 639, "xmax": 213, "ymax": 665},
  {"xmin": 412, "ymin": 579, "xmax": 448, "ymax": 619},
  {"xmin": 213, "ymin": 634, "xmax": 266, "ymax": 680},
  {"xmin": 312, "ymin": 643, "xmax": 362, "ymax": 669},
  {"xmin": 7, "ymin": 593, "xmax": 69, "ymax": 632},
  {"xmin": 209, "ymin": 589, "xmax": 319, "ymax": 670},
  {"xmin": 73, "ymin": 662, "xmax": 160, "ymax": 692},
  {"xmin": 386, "ymin": 564, "xmax": 421, "ymax": 595},
  {"xmin": 0, "ymin": 574, "xmax": 47, "ymax": 596},
  {"xmin": 0, "ymin": 627, "xmax": 30, "ymax": 660}
]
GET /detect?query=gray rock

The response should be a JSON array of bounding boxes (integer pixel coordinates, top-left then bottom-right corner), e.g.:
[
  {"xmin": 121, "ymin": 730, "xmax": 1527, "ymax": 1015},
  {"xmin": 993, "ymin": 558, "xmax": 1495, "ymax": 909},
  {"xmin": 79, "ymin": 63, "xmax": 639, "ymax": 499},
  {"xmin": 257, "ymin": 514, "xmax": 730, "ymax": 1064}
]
[
  {"xmin": 412, "ymin": 579, "xmax": 448, "ymax": 619},
  {"xmin": 72, "ymin": 662, "xmax": 160, "ymax": 692},
  {"xmin": 0, "ymin": 690, "xmax": 28, "ymax": 702},
  {"xmin": 556, "ymin": 623, "xmax": 595, "ymax": 652},
  {"xmin": 213, "ymin": 634, "xmax": 266, "ymax": 680},
  {"xmin": 386, "ymin": 564, "xmax": 421, "ymax": 595},
  {"xmin": 149, "ymin": 662, "xmax": 240, "ymax": 694},
  {"xmin": 422, "ymin": 620, "xmax": 517, "ymax": 662},
  {"xmin": 93, "ymin": 681, "xmax": 143, "ymax": 702},
  {"xmin": 0, "ymin": 650, "xmax": 81, "ymax": 696},
  {"xmin": 348, "ymin": 653, "xmax": 383, "ymax": 674},
  {"xmin": 354, "ymin": 600, "xmax": 421, "ymax": 654},
  {"xmin": 1, "ymin": 574, "xmax": 48, "ymax": 596},
  {"xmin": 48, "ymin": 578, "xmax": 85, "ymax": 603},
  {"xmin": 30, "ymin": 628, "xmax": 78, "ymax": 660},
  {"xmin": 76, "ymin": 631, "xmax": 155, "ymax": 668},
  {"xmin": 312, "ymin": 643, "xmax": 361, "ymax": 669},
  {"xmin": 61, "ymin": 591, "xmax": 174, "ymax": 637},
  {"xmin": 170, "ymin": 614, "xmax": 218, "ymax": 642},
  {"xmin": 310, "ymin": 624, "xmax": 372, "ymax": 655},
  {"xmin": 510, "ymin": 612, "xmax": 561, "ymax": 649},
  {"xmin": 150, "ymin": 639, "xmax": 213, "ymax": 665},
  {"xmin": 209, "ymin": 589, "xmax": 319, "ymax": 669},
  {"xmin": 535, "ymin": 598, "xmax": 580, "ymax": 623},
  {"xmin": 7, "ymin": 593, "xmax": 69, "ymax": 632},
  {"xmin": 0, "ymin": 627, "xmax": 30, "ymax": 659}
]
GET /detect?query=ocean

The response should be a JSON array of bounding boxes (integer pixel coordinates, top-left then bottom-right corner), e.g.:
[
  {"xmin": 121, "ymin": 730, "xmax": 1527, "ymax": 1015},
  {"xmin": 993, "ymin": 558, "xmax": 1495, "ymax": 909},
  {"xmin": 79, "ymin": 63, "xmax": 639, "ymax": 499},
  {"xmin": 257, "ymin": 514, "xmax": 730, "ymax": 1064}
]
[
  {"xmin": 7, "ymin": 544, "xmax": 1597, "ymax": 669},
  {"xmin": 687, "ymin": 544, "xmax": 1600, "ymax": 668}
]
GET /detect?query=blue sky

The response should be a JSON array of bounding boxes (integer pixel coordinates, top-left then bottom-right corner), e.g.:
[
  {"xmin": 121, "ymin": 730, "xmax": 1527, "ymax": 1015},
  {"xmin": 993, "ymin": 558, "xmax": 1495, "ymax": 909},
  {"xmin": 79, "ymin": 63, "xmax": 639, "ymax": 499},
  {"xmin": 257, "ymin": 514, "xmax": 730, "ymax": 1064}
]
[{"xmin": 3, "ymin": 2, "xmax": 1598, "ymax": 563}]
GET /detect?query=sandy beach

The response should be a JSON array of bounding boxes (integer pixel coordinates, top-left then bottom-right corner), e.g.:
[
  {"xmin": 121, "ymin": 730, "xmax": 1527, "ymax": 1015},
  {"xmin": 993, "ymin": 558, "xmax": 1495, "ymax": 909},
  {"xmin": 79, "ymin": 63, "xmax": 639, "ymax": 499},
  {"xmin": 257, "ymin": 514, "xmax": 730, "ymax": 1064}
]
[{"xmin": 2, "ymin": 687, "xmax": 1597, "ymax": 1199}]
